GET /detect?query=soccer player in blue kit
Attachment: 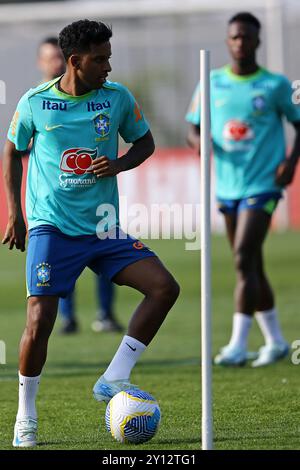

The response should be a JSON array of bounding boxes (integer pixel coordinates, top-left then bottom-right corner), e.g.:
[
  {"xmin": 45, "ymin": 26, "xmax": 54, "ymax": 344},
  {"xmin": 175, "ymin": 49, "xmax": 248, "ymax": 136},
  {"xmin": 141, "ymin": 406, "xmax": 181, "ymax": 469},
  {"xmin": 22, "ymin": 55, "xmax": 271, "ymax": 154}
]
[
  {"xmin": 2, "ymin": 20, "xmax": 179, "ymax": 447},
  {"xmin": 37, "ymin": 36, "xmax": 123, "ymax": 335},
  {"xmin": 186, "ymin": 12, "xmax": 300, "ymax": 367}
]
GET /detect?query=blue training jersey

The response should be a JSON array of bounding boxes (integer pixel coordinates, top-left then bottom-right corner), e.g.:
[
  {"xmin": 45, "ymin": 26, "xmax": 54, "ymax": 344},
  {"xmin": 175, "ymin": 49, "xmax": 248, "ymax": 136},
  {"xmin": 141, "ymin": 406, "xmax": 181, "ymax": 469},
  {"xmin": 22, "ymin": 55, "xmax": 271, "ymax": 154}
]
[
  {"xmin": 8, "ymin": 78, "xmax": 149, "ymax": 236},
  {"xmin": 186, "ymin": 65, "xmax": 300, "ymax": 199}
]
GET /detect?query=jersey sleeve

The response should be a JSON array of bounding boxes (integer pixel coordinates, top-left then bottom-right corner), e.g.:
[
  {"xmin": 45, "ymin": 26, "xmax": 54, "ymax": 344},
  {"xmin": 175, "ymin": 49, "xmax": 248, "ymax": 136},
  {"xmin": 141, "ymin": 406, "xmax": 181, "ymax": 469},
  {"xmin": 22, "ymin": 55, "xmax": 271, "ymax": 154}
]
[
  {"xmin": 7, "ymin": 92, "xmax": 34, "ymax": 151},
  {"xmin": 185, "ymin": 82, "xmax": 201, "ymax": 125},
  {"xmin": 118, "ymin": 86, "xmax": 149, "ymax": 143},
  {"xmin": 276, "ymin": 76, "xmax": 300, "ymax": 123}
]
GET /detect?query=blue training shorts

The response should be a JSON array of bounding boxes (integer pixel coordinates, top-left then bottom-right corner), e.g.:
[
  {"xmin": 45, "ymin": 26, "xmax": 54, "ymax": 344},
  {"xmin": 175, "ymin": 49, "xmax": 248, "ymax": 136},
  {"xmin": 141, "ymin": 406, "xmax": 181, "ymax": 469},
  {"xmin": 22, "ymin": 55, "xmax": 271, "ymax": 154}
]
[
  {"xmin": 26, "ymin": 225, "xmax": 156, "ymax": 298},
  {"xmin": 217, "ymin": 192, "xmax": 282, "ymax": 216}
]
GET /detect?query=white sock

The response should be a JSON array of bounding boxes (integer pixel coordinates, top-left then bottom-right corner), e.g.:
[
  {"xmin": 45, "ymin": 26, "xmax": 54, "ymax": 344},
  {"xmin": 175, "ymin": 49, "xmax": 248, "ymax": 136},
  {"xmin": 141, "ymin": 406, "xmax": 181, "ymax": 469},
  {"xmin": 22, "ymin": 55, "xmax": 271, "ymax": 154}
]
[
  {"xmin": 104, "ymin": 335, "xmax": 146, "ymax": 381},
  {"xmin": 16, "ymin": 372, "xmax": 40, "ymax": 420},
  {"xmin": 255, "ymin": 307, "xmax": 285, "ymax": 345},
  {"xmin": 228, "ymin": 312, "xmax": 253, "ymax": 350}
]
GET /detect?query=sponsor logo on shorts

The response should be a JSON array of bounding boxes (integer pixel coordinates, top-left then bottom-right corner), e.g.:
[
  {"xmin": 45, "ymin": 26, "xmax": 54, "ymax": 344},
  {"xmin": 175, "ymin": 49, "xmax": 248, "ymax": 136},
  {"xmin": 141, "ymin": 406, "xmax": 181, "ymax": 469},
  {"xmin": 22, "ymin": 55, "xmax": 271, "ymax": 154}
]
[
  {"xmin": 36, "ymin": 262, "xmax": 51, "ymax": 287},
  {"xmin": 133, "ymin": 241, "xmax": 144, "ymax": 250},
  {"xmin": 246, "ymin": 197, "xmax": 258, "ymax": 206}
]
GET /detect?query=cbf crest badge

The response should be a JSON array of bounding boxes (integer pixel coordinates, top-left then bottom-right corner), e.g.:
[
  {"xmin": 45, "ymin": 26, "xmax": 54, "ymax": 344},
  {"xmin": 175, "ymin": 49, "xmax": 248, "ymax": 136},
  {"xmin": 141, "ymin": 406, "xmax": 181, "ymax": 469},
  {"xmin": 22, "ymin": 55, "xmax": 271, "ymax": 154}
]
[
  {"xmin": 252, "ymin": 95, "xmax": 266, "ymax": 111},
  {"xmin": 94, "ymin": 113, "xmax": 110, "ymax": 137},
  {"xmin": 36, "ymin": 262, "xmax": 51, "ymax": 287}
]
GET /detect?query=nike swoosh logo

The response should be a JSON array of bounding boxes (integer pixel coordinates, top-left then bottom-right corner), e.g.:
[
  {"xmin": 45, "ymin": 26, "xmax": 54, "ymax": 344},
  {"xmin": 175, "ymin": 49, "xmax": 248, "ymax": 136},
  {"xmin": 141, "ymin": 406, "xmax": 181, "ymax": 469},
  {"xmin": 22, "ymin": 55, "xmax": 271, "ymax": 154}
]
[
  {"xmin": 126, "ymin": 343, "xmax": 137, "ymax": 352},
  {"xmin": 215, "ymin": 99, "xmax": 228, "ymax": 108},
  {"xmin": 45, "ymin": 124, "xmax": 63, "ymax": 131},
  {"xmin": 247, "ymin": 198, "xmax": 258, "ymax": 205}
]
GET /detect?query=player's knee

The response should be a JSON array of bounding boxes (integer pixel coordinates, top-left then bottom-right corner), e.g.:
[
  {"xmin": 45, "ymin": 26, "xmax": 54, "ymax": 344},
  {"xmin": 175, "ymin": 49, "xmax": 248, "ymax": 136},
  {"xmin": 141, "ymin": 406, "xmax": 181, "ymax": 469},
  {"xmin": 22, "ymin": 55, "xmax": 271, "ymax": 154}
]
[
  {"xmin": 26, "ymin": 299, "xmax": 55, "ymax": 340},
  {"xmin": 165, "ymin": 277, "xmax": 180, "ymax": 305},
  {"xmin": 234, "ymin": 248, "xmax": 254, "ymax": 273},
  {"xmin": 152, "ymin": 273, "xmax": 180, "ymax": 306}
]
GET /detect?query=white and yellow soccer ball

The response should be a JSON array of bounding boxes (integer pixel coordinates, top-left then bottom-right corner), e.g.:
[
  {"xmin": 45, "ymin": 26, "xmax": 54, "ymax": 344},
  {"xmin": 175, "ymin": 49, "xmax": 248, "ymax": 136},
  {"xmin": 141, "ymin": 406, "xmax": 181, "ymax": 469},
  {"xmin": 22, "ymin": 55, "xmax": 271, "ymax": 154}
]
[{"xmin": 105, "ymin": 389, "xmax": 161, "ymax": 444}]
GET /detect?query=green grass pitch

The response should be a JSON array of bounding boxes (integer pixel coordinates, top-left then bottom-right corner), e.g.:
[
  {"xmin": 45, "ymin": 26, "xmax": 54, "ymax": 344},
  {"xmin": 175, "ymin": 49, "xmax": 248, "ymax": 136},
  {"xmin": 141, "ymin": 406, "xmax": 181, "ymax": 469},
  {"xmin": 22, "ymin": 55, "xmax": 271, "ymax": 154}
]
[{"xmin": 0, "ymin": 233, "xmax": 299, "ymax": 450}]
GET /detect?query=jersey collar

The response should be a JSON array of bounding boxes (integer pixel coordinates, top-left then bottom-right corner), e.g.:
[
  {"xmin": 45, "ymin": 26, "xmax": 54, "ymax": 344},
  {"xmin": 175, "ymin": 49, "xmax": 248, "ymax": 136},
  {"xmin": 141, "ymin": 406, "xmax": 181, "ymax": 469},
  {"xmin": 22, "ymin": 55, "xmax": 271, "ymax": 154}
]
[{"xmin": 224, "ymin": 65, "xmax": 265, "ymax": 82}]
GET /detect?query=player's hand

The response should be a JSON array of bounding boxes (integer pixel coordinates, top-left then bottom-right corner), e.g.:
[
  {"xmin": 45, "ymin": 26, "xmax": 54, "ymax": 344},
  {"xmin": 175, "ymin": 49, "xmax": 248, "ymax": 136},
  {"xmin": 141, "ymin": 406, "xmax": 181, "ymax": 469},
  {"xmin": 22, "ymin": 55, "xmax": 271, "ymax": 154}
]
[
  {"xmin": 92, "ymin": 156, "xmax": 121, "ymax": 178},
  {"xmin": 2, "ymin": 216, "xmax": 27, "ymax": 251},
  {"xmin": 275, "ymin": 159, "xmax": 297, "ymax": 187}
]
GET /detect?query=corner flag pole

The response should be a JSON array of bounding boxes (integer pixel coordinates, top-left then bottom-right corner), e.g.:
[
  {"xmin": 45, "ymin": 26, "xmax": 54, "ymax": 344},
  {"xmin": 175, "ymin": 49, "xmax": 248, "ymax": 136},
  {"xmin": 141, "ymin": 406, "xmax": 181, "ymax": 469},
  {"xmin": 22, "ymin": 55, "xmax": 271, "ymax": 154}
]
[{"xmin": 200, "ymin": 49, "xmax": 213, "ymax": 450}]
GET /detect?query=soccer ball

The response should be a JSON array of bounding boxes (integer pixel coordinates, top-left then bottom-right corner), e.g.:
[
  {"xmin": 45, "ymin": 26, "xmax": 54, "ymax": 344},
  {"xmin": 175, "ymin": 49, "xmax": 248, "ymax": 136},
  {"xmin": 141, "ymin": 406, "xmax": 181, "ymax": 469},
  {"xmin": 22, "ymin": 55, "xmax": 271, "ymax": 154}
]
[{"xmin": 105, "ymin": 389, "xmax": 161, "ymax": 444}]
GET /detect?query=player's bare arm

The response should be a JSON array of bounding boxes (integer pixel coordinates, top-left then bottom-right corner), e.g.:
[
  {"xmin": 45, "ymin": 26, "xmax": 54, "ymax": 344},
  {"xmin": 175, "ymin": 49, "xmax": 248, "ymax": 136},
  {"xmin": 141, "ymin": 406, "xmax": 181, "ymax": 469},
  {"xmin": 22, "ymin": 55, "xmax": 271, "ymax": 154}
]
[
  {"xmin": 92, "ymin": 129, "xmax": 155, "ymax": 177},
  {"xmin": 2, "ymin": 139, "xmax": 26, "ymax": 251},
  {"xmin": 186, "ymin": 124, "xmax": 200, "ymax": 154},
  {"xmin": 275, "ymin": 121, "xmax": 300, "ymax": 186}
]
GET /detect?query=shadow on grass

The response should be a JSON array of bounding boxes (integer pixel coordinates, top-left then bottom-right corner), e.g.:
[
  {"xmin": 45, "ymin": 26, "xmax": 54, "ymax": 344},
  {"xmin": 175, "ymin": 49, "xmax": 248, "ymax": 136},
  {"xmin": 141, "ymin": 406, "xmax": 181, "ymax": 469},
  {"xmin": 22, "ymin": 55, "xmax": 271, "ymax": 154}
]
[
  {"xmin": 215, "ymin": 433, "xmax": 298, "ymax": 443},
  {"xmin": 0, "ymin": 357, "xmax": 200, "ymax": 380},
  {"xmin": 36, "ymin": 436, "xmax": 201, "ymax": 448}
]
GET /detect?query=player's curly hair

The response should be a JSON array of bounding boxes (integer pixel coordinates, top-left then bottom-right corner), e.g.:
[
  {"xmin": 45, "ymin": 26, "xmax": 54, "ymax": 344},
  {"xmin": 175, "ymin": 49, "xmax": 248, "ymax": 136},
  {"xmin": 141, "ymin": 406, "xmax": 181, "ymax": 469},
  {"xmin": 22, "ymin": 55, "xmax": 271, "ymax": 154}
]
[
  {"xmin": 59, "ymin": 19, "xmax": 112, "ymax": 60},
  {"xmin": 229, "ymin": 12, "xmax": 261, "ymax": 32}
]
